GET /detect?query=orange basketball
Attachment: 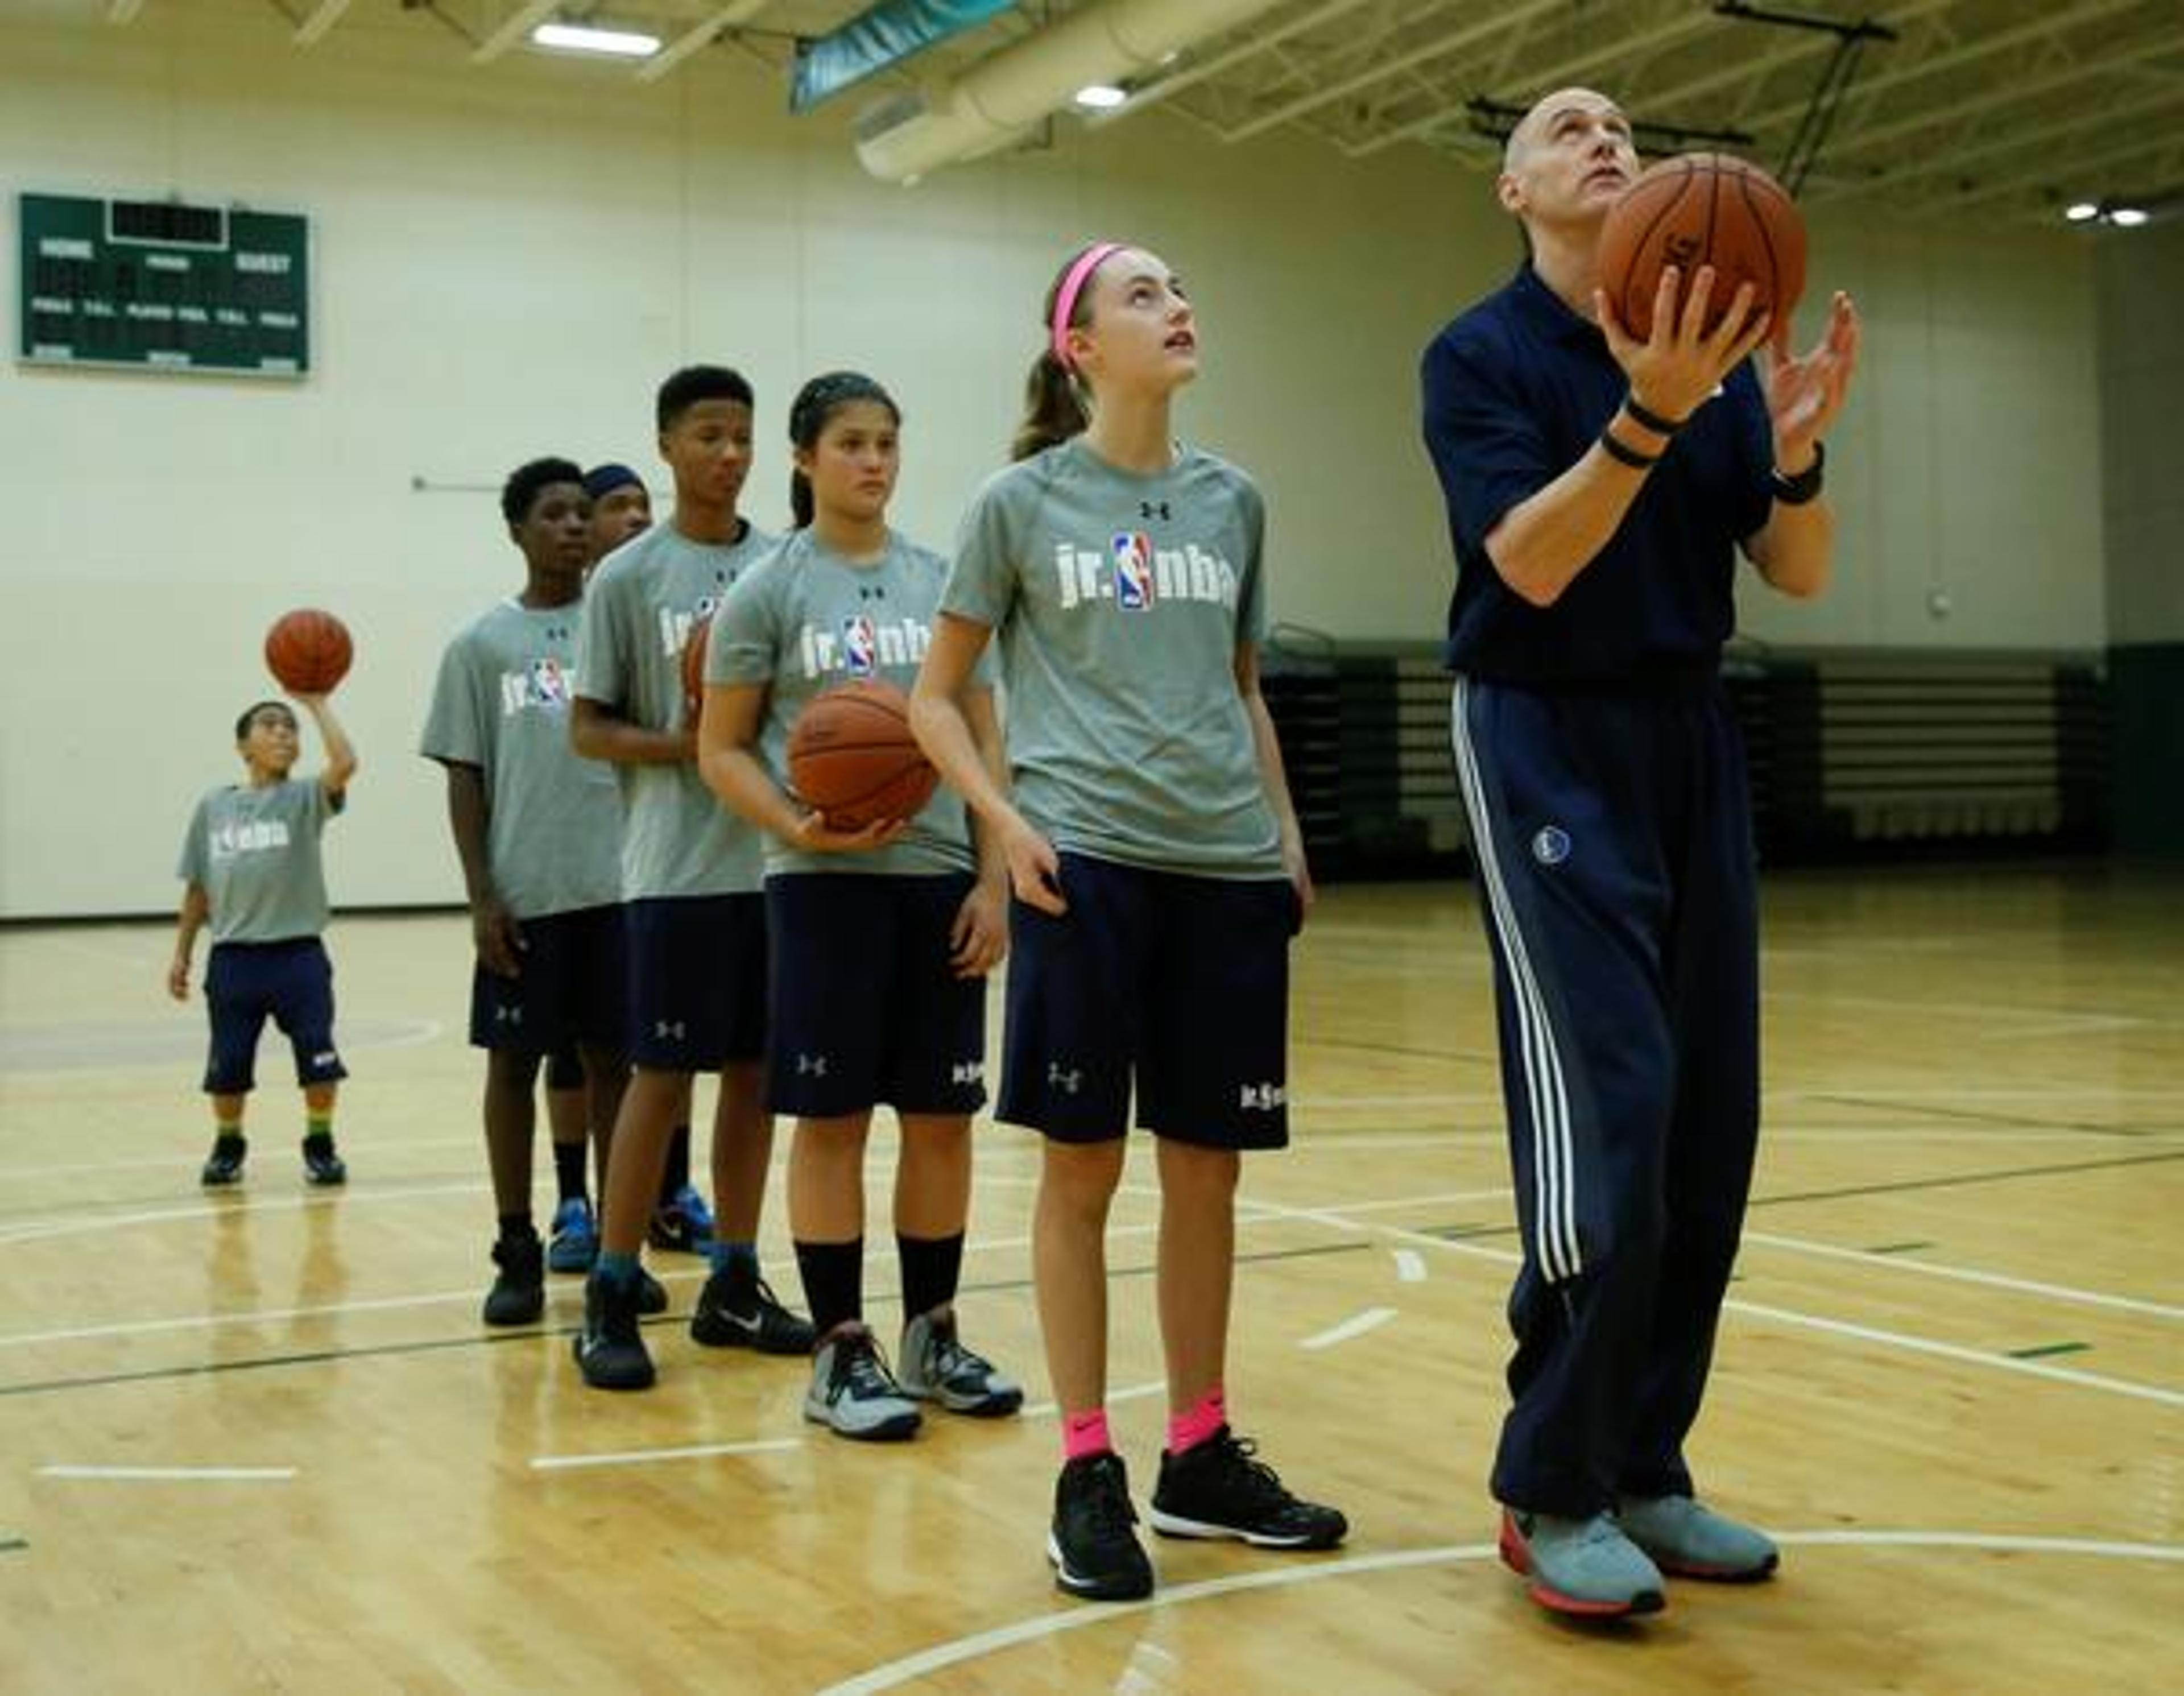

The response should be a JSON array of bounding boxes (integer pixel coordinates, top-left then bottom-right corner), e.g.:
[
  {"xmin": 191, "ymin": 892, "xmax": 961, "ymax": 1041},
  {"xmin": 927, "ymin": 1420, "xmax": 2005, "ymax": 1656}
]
[
  {"xmin": 1597, "ymin": 153, "xmax": 1805, "ymax": 341},
  {"xmin": 264, "ymin": 608, "xmax": 352, "ymax": 694},
  {"xmin": 681, "ymin": 614, "xmax": 712, "ymax": 723},
  {"xmin": 787, "ymin": 679, "xmax": 939, "ymax": 830}
]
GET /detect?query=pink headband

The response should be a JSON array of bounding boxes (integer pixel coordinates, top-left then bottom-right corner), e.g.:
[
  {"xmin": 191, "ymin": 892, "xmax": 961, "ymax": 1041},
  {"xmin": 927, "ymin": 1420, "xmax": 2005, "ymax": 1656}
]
[{"xmin": 1050, "ymin": 241, "xmax": 1126, "ymax": 370}]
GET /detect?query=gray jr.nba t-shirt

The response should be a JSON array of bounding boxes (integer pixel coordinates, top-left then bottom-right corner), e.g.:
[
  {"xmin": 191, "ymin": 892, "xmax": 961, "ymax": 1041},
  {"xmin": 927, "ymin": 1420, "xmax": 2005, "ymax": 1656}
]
[
  {"xmin": 940, "ymin": 437, "xmax": 1284, "ymax": 878},
  {"xmin": 575, "ymin": 518, "xmax": 773, "ymax": 901},
  {"xmin": 177, "ymin": 778, "xmax": 341, "ymax": 944},
  {"xmin": 420, "ymin": 596, "xmax": 622, "ymax": 920},
  {"xmin": 708, "ymin": 528, "xmax": 984, "ymax": 879}
]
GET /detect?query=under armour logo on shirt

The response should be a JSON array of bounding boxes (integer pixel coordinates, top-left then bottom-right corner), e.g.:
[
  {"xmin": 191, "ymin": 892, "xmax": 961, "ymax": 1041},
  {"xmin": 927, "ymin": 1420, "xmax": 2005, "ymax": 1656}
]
[
  {"xmin": 655, "ymin": 1019, "xmax": 686, "ymax": 1040},
  {"xmin": 1048, "ymin": 1062, "xmax": 1083, "ymax": 1095},
  {"xmin": 796, "ymin": 1054, "xmax": 829, "ymax": 1077},
  {"xmin": 1139, "ymin": 501, "xmax": 1170, "ymax": 522},
  {"xmin": 495, "ymin": 1006, "xmax": 522, "ymax": 1024},
  {"xmin": 951, "ymin": 1061, "xmax": 985, "ymax": 1086}
]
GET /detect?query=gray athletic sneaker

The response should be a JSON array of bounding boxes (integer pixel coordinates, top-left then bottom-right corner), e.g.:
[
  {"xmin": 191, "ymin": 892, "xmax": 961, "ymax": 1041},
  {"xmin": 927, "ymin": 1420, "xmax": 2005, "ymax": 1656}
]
[
  {"xmin": 898, "ymin": 1307, "xmax": 1024, "ymax": 1417},
  {"xmin": 1617, "ymin": 1495, "xmax": 1780, "ymax": 1581},
  {"xmin": 804, "ymin": 1323, "xmax": 922, "ymax": 1442},
  {"xmin": 1499, "ymin": 1508, "xmax": 1666, "ymax": 1617}
]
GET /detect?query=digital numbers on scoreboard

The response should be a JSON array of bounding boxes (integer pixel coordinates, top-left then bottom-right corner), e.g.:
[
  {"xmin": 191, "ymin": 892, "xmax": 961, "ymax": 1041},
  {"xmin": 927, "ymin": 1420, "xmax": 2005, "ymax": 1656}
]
[{"xmin": 18, "ymin": 193, "xmax": 309, "ymax": 377}]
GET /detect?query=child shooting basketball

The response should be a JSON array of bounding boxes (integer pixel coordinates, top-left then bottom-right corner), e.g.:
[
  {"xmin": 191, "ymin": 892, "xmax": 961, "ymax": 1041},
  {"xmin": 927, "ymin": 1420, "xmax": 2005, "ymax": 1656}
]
[
  {"xmin": 170, "ymin": 692, "xmax": 358, "ymax": 1188},
  {"xmin": 698, "ymin": 371, "xmax": 1020, "ymax": 1441},
  {"xmin": 911, "ymin": 242, "xmax": 1346, "ymax": 1600}
]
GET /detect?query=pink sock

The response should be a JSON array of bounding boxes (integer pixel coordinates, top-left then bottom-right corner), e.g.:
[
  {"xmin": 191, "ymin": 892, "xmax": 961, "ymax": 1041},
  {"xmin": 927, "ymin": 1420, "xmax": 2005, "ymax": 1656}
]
[
  {"xmin": 1061, "ymin": 1409, "xmax": 1113, "ymax": 1462},
  {"xmin": 1167, "ymin": 1385, "xmax": 1227, "ymax": 1455}
]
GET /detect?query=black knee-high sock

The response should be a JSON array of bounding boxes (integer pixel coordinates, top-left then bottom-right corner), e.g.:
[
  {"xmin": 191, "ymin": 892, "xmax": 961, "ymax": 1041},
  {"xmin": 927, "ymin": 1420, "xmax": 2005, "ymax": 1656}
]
[
  {"xmin": 794, "ymin": 1239, "xmax": 864, "ymax": 1342},
  {"xmin": 897, "ymin": 1232, "xmax": 965, "ymax": 1323}
]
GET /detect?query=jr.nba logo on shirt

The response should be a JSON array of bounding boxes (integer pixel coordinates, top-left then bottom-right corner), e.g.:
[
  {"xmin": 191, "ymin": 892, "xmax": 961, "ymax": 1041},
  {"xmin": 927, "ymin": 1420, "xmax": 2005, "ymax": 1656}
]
[
  {"xmin": 1111, "ymin": 532, "xmax": 1156, "ymax": 610},
  {"xmin": 840, "ymin": 614, "xmax": 878, "ymax": 679}
]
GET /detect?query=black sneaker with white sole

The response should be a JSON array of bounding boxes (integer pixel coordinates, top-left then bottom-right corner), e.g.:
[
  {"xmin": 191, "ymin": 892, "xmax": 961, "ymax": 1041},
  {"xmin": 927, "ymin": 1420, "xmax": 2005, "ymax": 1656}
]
[
  {"xmin": 1148, "ymin": 1427, "xmax": 1347, "ymax": 1549},
  {"xmin": 688, "ymin": 1269, "xmax": 816, "ymax": 1355},
  {"xmin": 1049, "ymin": 1452, "xmax": 1155, "ymax": 1602}
]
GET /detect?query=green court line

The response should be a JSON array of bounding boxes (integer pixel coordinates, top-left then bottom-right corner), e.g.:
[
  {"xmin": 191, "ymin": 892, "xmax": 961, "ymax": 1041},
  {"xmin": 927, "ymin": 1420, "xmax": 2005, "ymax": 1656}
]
[
  {"xmin": 2007, "ymin": 1341, "xmax": 2091, "ymax": 1360},
  {"xmin": 0, "ymin": 1536, "xmax": 27, "ymax": 1554},
  {"xmin": 1867, "ymin": 1240, "xmax": 1935, "ymax": 1254}
]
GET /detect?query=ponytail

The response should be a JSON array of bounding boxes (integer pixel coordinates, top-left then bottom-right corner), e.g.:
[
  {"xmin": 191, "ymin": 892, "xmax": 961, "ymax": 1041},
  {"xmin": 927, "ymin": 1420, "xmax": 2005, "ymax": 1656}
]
[
  {"xmin": 1011, "ymin": 348, "xmax": 1089, "ymax": 462},
  {"xmin": 789, "ymin": 466, "xmax": 814, "ymax": 529}
]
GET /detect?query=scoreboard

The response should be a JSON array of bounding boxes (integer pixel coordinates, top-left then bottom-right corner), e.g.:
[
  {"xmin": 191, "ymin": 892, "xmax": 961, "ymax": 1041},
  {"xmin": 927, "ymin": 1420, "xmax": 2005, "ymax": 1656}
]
[{"xmin": 17, "ymin": 193, "xmax": 309, "ymax": 378}]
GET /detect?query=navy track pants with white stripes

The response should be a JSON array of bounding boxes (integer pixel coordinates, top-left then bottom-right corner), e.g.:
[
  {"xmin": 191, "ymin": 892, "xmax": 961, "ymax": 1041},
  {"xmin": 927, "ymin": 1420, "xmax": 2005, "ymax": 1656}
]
[{"xmin": 1450, "ymin": 674, "xmax": 1761, "ymax": 1519}]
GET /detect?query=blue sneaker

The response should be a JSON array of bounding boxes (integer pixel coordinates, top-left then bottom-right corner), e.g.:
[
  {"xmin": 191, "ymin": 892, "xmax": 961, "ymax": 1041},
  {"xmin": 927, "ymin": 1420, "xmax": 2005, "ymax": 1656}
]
[
  {"xmin": 547, "ymin": 1197, "xmax": 598, "ymax": 1274},
  {"xmin": 648, "ymin": 1184, "xmax": 715, "ymax": 1254},
  {"xmin": 1499, "ymin": 1508, "xmax": 1665, "ymax": 1618},
  {"xmin": 1617, "ymin": 1495, "xmax": 1779, "ymax": 1581}
]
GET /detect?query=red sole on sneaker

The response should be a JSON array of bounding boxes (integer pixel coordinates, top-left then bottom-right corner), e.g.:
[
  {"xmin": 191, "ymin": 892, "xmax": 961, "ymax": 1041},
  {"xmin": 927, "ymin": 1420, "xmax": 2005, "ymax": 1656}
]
[{"xmin": 1498, "ymin": 1512, "xmax": 1666, "ymax": 1618}]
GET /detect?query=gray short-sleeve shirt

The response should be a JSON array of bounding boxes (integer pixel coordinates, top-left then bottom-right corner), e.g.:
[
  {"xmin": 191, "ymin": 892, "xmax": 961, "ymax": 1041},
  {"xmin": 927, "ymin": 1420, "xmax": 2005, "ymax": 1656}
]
[
  {"xmin": 938, "ymin": 439, "xmax": 1282, "ymax": 878},
  {"xmin": 707, "ymin": 528, "xmax": 980, "ymax": 879},
  {"xmin": 177, "ymin": 778, "xmax": 340, "ymax": 943},
  {"xmin": 420, "ymin": 596, "xmax": 622, "ymax": 920},
  {"xmin": 574, "ymin": 519, "xmax": 774, "ymax": 900}
]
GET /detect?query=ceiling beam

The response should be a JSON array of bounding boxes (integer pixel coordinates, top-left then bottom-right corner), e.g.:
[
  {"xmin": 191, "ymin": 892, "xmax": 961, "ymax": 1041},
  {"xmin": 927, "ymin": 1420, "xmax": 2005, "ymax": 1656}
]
[
  {"xmin": 470, "ymin": 0, "xmax": 559, "ymax": 65},
  {"xmin": 636, "ymin": 2, "xmax": 775, "ymax": 84},
  {"xmin": 1918, "ymin": 123, "xmax": 2184, "ymax": 213},
  {"xmin": 1736, "ymin": 0, "xmax": 2144, "ymax": 133},
  {"xmin": 1221, "ymin": 0, "xmax": 1561, "ymax": 144},
  {"xmin": 293, "ymin": 0, "xmax": 355, "ymax": 48},
  {"xmin": 1821, "ymin": 42, "xmax": 2184, "ymax": 167},
  {"xmin": 1631, "ymin": 0, "xmax": 1952, "ymax": 118},
  {"xmin": 1088, "ymin": 0, "xmax": 1383, "ymax": 127},
  {"xmin": 1345, "ymin": 3, "xmax": 1722, "ymax": 159},
  {"xmin": 1850, "ymin": 78, "xmax": 2184, "ymax": 204}
]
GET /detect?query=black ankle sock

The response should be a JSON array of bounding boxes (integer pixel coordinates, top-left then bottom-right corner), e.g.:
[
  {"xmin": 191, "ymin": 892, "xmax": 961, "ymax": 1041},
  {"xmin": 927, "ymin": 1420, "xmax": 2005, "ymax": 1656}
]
[
  {"xmin": 552, "ymin": 1140, "xmax": 589, "ymax": 1203},
  {"xmin": 212, "ymin": 1131, "xmax": 246, "ymax": 1153},
  {"xmin": 793, "ymin": 1238, "xmax": 863, "ymax": 1341},
  {"xmin": 301, "ymin": 1130, "xmax": 334, "ymax": 1156},
  {"xmin": 896, "ymin": 1231, "xmax": 965, "ymax": 1322},
  {"xmin": 660, "ymin": 1124, "xmax": 691, "ymax": 1202},
  {"xmin": 497, "ymin": 1211, "xmax": 536, "ymax": 1243}
]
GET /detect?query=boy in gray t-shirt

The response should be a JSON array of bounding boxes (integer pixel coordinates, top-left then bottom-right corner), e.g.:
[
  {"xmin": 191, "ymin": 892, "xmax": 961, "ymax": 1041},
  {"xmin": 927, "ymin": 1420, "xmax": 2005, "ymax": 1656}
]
[
  {"xmin": 171, "ymin": 692, "xmax": 358, "ymax": 1189},
  {"xmin": 568, "ymin": 365, "xmax": 812, "ymax": 1391},
  {"xmin": 422, "ymin": 456, "xmax": 632, "ymax": 1329}
]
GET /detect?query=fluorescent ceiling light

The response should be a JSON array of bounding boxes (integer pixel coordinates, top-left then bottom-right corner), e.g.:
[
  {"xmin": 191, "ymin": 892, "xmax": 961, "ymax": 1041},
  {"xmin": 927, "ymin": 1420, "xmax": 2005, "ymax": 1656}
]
[
  {"xmin": 2063, "ymin": 201, "xmax": 2100, "ymax": 222},
  {"xmin": 2108, "ymin": 206, "xmax": 2150, "ymax": 227},
  {"xmin": 1073, "ymin": 84, "xmax": 1129, "ymax": 111},
  {"xmin": 531, "ymin": 22, "xmax": 660, "ymax": 58}
]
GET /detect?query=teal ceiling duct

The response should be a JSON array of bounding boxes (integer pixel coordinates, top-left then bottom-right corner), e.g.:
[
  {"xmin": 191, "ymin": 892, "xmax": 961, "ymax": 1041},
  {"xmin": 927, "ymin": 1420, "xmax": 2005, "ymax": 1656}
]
[{"xmin": 792, "ymin": 1, "xmax": 1020, "ymax": 114}]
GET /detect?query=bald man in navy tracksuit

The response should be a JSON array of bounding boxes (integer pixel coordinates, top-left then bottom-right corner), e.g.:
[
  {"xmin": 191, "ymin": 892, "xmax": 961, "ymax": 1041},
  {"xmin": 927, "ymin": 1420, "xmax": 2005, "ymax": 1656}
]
[{"xmin": 1420, "ymin": 86, "xmax": 1860, "ymax": 1620}]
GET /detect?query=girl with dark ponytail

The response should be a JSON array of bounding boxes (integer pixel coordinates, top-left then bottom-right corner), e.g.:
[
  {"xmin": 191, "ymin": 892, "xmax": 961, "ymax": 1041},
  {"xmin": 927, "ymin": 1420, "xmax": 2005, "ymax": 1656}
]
[
  {"xmin": 698, "ymin": 371, "xmax": 1020, "ymax": 1443},
  {"xmin": 911, "ymin": 243, "xmax": 1345, "ymax": 1603}
]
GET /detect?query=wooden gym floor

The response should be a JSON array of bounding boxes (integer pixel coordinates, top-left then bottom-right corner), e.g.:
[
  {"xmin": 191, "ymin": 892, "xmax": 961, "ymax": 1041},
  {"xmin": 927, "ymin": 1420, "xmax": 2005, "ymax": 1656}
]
[{"xmin": 0, "ymin": 864, "xmax": 2178, "ymax": 1693}]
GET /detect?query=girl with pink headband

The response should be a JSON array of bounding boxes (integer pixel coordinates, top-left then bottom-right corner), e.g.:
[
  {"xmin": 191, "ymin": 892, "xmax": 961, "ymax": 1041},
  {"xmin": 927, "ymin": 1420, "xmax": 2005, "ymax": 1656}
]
[{"xmin": 912, "ymin": 241, "xmax": 1346, "ymax": 1603}]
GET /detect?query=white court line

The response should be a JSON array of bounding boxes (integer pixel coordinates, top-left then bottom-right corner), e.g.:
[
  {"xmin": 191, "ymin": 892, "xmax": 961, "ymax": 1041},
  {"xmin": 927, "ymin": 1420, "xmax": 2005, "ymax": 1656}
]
[
  {"xmin": 1743, "ymin": 1231, "xmax": 2184, "ymax": 1322},
  {"xmin": 0, "ymin": 1179, "xmax": 490, "ymax": 1246},
  {"xmin": 530, "ymin": 1438, "xmax": 803, "ymax": 1472},
  {"xmin": 1989, "ymin": 1016, "xmax": 2152, "ymax": 1041},
  {"xmin": 38, "ymin": 1465, "xmax": 295, "ymax": 1482},
  {"xmin": 1393, "ymin": 1250, "xmax": 1428, "ymax": 1284},
  {"xmin": 1235, "ymin": 1197, "xmax": 2184, "ymax": 1410},
  {"xmin": 1299, "ymin": 1307, "xmax": 1397, "ymax": 1351},
  {"xmin": 816, "ymin": 1530, "xmax": 2184, "ymax": 1694},
  {"xmin": 1022, "ymin": 1379, "xmax": 1167, "ymax": 1421}
]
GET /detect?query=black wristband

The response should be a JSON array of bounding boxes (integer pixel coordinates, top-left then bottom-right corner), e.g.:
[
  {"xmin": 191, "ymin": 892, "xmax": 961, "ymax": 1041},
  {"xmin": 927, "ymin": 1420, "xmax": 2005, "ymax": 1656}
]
[
  {"xmin": 1599, "ymin": 427, "xmax": 1660, "ymax": 470},
  {"xmin": 1623, "ymin": 395, "xmax": 1686, "ymax": 436},
  {"xmin": 1771, "ymin": 440, "xmax": 1826, "ymax": 505}
]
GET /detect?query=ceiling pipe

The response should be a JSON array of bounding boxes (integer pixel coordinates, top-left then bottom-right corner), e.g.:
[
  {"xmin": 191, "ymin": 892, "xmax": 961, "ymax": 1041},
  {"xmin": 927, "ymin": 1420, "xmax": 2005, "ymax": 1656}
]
[{"xmin": 855, "ymin": 0, "xmax": 1290, "ymax": 183}]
